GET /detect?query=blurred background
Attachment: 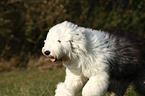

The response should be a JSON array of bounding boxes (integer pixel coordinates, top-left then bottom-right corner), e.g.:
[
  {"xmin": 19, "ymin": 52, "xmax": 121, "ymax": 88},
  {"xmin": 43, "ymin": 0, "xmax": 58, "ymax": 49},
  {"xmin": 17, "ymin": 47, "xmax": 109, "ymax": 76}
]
[{"xmin": 0, "ymin": 0, "xmax": 145, "ymax": 71}]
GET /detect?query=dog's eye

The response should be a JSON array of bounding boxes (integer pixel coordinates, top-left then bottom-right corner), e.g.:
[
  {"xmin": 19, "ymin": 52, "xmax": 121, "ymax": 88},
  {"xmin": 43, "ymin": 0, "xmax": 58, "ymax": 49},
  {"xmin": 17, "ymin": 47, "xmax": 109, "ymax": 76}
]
[{"xmin": 58, "ymin": 40, "xmax": 61, "ymax": 43}]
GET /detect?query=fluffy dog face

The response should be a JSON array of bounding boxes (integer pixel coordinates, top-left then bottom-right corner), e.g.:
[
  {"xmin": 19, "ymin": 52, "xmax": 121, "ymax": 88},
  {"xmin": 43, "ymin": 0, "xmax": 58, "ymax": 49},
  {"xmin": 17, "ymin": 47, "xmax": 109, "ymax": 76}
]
[{"xmin": 42, "ymin": 21, "xmax": 74, "ymax": 62}]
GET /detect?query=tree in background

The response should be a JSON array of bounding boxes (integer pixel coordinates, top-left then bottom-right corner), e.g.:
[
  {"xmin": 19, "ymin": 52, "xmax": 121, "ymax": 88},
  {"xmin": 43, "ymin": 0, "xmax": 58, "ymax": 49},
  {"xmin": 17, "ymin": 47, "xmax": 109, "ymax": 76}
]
[{"xmin": 0, "ymin": 0, "xmax": 144, "ymax": 68}]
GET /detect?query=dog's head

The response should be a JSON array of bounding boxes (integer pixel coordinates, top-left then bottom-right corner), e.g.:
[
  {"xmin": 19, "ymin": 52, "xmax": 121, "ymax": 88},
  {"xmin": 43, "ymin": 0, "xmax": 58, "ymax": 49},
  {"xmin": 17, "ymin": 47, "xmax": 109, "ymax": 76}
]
[
  {"xmin": 42, "ymin": 21, "xmax": 87, "ymax": 62},
  {"xmin": 42, "ymin": 21, "xmax": 75, "ymax": 62}
]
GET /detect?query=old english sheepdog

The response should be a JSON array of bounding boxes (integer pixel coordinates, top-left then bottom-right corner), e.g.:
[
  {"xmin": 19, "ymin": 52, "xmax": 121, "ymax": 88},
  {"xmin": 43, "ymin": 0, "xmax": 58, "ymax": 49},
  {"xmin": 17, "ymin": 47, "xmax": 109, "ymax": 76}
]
[{"xmin": 42, "ymin": 21, "xmax": 145, "ymax": 96}]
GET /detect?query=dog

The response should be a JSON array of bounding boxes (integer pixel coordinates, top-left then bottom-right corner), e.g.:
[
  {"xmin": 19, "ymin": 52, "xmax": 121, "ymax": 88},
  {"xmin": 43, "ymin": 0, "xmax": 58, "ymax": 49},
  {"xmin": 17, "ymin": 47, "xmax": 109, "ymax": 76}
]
[{"xmin": 42, "ymin": 21, "xmax": 145, "ymax": 96}]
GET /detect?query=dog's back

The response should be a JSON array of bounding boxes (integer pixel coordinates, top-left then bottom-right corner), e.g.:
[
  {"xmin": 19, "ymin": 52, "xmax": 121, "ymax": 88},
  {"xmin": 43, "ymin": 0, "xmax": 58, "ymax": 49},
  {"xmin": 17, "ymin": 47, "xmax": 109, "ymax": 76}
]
[{"xmin": 107, "ymin": 30, "xmax": 145, "ymax": 96}]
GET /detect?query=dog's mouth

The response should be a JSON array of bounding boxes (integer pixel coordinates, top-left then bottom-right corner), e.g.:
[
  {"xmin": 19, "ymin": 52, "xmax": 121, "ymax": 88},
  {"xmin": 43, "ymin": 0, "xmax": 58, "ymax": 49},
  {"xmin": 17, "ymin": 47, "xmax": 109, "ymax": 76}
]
[
  {"xmin": 44, "ymin": 55, "xmax": 64, "ymax": 62},
  {"xmin": 50, "ymin": 57, "xmax": 58, "ymax": 62}
]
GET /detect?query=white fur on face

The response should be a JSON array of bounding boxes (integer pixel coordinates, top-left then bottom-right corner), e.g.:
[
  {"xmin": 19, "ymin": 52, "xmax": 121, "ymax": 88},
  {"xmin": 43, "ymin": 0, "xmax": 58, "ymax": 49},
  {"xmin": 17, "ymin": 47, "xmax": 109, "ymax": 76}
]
[{"xmin": 42, "ymin": 21, "xmax": 74, "ymax": 61}]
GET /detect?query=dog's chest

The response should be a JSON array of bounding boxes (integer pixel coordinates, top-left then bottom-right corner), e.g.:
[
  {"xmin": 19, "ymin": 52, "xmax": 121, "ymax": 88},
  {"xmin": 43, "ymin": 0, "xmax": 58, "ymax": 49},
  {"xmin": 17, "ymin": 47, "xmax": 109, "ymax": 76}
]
[{"xmin": 82, "ymin": 67, "xmax": 94, "ymax": 78}]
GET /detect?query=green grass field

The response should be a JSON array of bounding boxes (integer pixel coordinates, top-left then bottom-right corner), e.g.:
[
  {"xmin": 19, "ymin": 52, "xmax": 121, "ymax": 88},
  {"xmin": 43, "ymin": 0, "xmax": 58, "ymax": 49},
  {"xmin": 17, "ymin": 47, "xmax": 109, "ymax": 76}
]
[{"xmin": 0, "ymin": 68, "xmax": 137, "ymax": 96}]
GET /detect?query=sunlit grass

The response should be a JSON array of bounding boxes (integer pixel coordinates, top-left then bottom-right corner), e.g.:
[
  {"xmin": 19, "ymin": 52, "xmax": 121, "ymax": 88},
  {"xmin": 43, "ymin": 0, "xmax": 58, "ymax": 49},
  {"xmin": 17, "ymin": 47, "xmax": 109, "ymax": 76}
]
[
  {"xmin": 0, "ymin": 68, "xmax": 65, "ymax": 96},
  {"xmin": 0, "ymin": 68, "xmax": 137, "ymax": 96}
]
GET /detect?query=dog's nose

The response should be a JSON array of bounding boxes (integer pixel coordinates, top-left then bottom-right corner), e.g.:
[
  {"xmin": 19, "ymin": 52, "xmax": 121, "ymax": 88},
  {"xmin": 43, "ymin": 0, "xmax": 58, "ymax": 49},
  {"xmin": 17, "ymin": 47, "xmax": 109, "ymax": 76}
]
[{"xmin": 44, "ymin": 50, "xmax": 51, "ymax": 56}]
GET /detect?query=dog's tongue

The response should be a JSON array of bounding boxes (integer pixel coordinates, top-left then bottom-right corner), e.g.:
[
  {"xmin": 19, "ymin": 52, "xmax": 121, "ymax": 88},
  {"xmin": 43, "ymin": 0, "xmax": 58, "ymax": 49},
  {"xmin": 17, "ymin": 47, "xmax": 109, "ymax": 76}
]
[{"xmin": 51, "ymin": 58, "xmax": 56, "ymax": 62}]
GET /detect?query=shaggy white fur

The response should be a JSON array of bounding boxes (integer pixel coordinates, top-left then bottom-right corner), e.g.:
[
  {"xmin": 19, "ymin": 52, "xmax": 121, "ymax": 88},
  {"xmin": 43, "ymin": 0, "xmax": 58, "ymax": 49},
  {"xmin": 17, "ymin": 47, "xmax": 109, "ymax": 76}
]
[{"xmin": 42, "ymin": 21, "xmax": 114, "ymax": 96}]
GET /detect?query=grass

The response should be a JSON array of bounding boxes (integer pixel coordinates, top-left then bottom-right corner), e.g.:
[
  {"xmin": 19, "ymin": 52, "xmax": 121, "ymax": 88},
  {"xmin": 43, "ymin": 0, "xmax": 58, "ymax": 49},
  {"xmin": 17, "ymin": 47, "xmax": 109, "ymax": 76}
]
[
  {"xmin": 0, "ymin": 68, "xmax": 137, "ymax": 96},
  {"xmin": 0, "ymin": 68, "xmax": 65, "ymax": 96}
]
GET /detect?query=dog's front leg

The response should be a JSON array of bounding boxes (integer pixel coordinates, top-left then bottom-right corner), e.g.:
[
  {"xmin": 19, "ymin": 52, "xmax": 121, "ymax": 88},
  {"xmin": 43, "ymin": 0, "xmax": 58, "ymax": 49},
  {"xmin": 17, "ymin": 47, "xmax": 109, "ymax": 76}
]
[
  {"xmin": 82, "ymin": 72, "xmax": 109, "ymax": 96},
  {"xmin": 55, "ymin": 68, "xmax": 87, "ymax": 96}
]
